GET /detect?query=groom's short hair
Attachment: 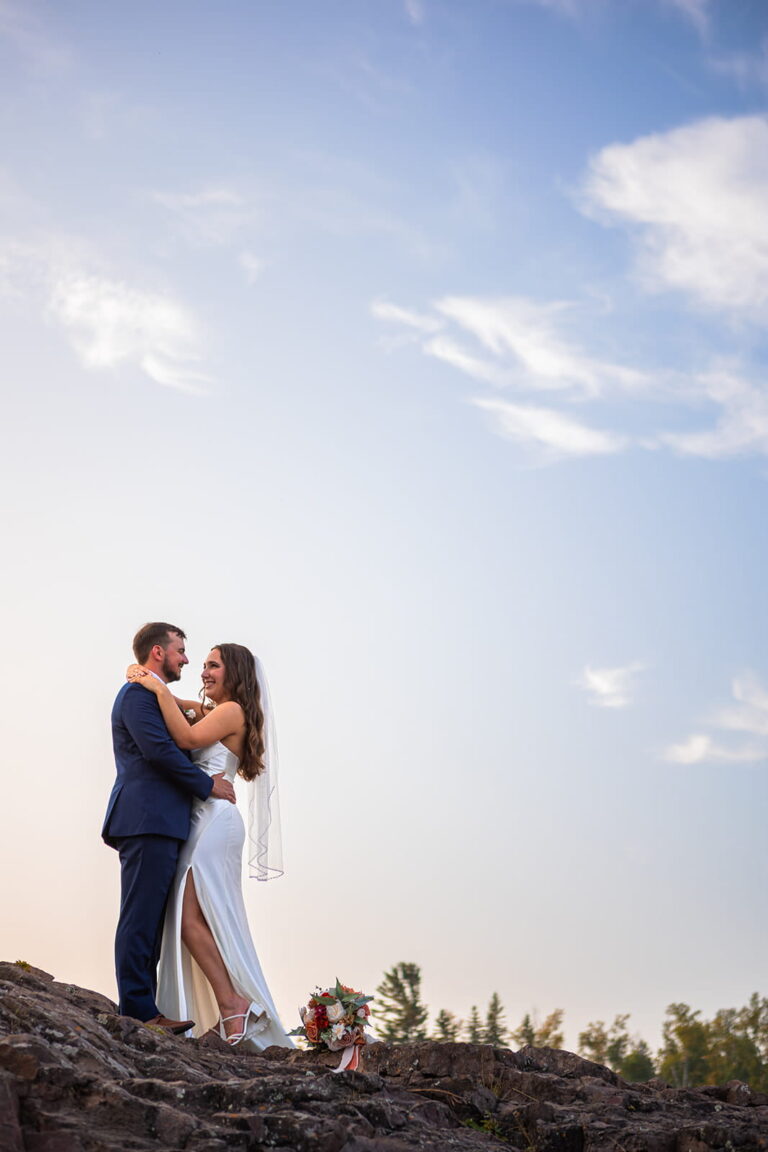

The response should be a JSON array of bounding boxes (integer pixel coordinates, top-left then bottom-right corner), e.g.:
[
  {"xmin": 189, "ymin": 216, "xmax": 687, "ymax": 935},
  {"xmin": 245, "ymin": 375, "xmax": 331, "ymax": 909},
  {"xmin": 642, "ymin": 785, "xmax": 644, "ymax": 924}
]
[{"xmin": 133, "ymin": 622, "xmax": 187, "ymax": 664}]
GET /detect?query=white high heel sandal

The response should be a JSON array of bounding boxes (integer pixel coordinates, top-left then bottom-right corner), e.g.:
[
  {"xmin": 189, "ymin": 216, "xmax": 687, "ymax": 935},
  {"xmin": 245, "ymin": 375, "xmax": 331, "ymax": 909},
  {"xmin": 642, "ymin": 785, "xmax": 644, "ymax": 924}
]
[{"xmin": 218, "ymin": 1002, "xmax": 263, "ymax": 1046}]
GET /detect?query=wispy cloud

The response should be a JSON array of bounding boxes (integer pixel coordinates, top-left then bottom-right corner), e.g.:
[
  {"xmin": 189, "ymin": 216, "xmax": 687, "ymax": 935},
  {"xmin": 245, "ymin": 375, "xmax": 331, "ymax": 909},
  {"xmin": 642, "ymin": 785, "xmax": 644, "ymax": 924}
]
[
  {"xmin": 665, "ymin": 733, "xmax": 763, "ymax": 765},
  {"xmin": 153, "ymin": 186, "xmax": 256, "ymax": 247},
  {"xmin": 664, "ymin": 0, "xmax": 710, "ymax": 36},
  {"xmin": 578, "ymin": 662, "xmax": 644, "ymax": 708},
  {"xmin": 372, "ymin": 291, "xmax": 768, "ymax": 463},
  {"xmin": 710, "ymin": 40, "xmax": 768, "ymax": 90},
  {"xmin": 658, "ymin": 370, "xmax": 768, "ymax": 459},
  {"xmin": 583, "ymin": 115, "xmax": 768, "ymax": 321},
  {"xmin": 0, "ymin": 232, "xmax": 212, "ymax": 393},
  {"xmin": 49, "ymin": 272, "xmax": 210, "ymax": 394},
  {"xmin": 507, "ymin": 0, "xmax": 708, "ymax": 26},
  {"xmin": 239, "ymin": 251, "xmax": 265, "ymax": 285},
  {"xmin": 373, "ymin": 293, "xmax": 640, "ymax": 460},
  {"xmin": 665, "ymin": 674, "xmax": 768, "ymax": 764},
  {"xmin": 512, "ymin": 0, "xmax": 584, "ymax": 16},
  {"xmin": 426, "ymin": 336, "xmax": 507, "ymax": 386},
  {"xmin": 435, "ymin": 296, "xmax": 646, "ymax": 396},
  {"xmin": 371, "ymin": 300, "xmax": 443, "ymax": 334},
  {"xmin": 375, "ymin": 293, "xmax": 647, "ymax": 397},
  {"xmin": 0, "ymin": 0, "xmax": 72, "ymax": 74},
  {"xmin": 372, "ymin": 111, "xmax": 768, "ymax": 465},
  {"xmin": 474, "ymin": 399, "xmax": 626, "ymax": 460},
  {"xmin": 715, "ymin": 674, "xmax": 768, "ymax": 737},
  {"xmin": 404, "ymin": 0, "xmax": 425, "ymax": 25}
]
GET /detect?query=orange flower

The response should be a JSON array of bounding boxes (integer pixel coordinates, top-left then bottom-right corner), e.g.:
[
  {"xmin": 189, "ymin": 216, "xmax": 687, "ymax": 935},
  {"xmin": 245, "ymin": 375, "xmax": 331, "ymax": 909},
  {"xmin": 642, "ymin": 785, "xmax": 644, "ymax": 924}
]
[{"xmin": 304, "ymin": 1018, "xmax": 320, "ymax": 1043}]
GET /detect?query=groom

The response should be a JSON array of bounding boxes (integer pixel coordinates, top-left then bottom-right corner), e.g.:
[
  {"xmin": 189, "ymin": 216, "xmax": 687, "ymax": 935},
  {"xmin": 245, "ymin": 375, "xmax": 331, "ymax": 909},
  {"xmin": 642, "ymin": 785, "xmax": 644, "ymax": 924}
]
[{"xmin": 102, "ymin": 621, "xmax": 235, "ymax": 1032}]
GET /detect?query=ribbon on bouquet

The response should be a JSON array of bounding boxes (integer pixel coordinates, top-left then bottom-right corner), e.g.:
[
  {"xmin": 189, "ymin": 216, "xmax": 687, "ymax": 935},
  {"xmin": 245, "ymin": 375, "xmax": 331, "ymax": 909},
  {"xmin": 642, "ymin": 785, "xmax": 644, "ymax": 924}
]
[{"xmin": 333, "ymin": 1043, "xmax": 362, "ymax": 1073}]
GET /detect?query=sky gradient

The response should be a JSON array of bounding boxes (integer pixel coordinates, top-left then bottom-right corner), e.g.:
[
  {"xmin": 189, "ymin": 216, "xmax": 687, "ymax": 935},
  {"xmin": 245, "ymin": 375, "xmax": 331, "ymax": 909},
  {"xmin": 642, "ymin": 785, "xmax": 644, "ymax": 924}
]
[{"xmin": 1, "ymin": 0, "xmax": 767, "ymax": 1052}]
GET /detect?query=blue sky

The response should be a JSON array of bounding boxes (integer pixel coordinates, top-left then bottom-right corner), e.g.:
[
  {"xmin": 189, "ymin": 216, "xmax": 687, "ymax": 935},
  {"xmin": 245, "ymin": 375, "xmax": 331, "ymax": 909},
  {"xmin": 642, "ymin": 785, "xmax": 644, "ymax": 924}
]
[{"xmin": 1, "ymin": 0, "xmax": 767, "ymax": 1051}]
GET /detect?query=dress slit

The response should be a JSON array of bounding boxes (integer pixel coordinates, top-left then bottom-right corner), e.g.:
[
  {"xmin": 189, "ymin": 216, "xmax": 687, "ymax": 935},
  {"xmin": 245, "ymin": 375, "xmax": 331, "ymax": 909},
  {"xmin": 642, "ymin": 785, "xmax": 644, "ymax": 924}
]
[{"xmin": 156, "ymin": 753, "xmax": 292, "ymax": 1050}]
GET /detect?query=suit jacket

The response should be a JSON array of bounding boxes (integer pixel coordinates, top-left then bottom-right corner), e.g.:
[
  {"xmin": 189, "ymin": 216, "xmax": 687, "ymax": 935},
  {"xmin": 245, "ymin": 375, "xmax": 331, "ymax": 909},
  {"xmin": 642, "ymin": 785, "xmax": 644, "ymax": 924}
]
[{"xmin": 102, "ymin": 682, "xmax": 214, "ymax": 847}]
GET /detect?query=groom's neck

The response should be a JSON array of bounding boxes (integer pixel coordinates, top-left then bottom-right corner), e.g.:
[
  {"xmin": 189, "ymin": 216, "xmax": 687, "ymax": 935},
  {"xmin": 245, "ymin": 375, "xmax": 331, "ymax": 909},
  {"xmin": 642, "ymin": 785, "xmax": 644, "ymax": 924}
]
[{"xmin": 143, "ymin": 659, "xmax": 168, "ymax": 684}]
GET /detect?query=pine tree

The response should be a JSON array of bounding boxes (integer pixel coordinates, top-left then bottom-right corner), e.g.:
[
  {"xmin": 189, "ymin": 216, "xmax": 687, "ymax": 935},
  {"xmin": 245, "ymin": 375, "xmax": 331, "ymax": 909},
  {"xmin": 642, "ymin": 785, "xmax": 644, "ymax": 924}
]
[
  {"xmin": 620, "ymin": 1040, "xmax": 656, "ymax": 1083},
  {"xmin": 433, "ymin": 1009, "xmax": 461, "ymax": 1042},
  {"xmin": 466, "ymin": 1005, "xmax": 483, "ymax": 1042},
  {"xmin": 374, "ymin": 962, "xmax": 429, "ymax": 1043},
  {"xmin": 511, "ymin": 1009, "xmax": 564, "ymax": 1049},
  {"xmin": 511, "ymin": 1012, "xmax": 536, "ymax": 1047},
  {"xmin": 483, "ymin": 992, "xmax": 507, "ymax": 1046}
]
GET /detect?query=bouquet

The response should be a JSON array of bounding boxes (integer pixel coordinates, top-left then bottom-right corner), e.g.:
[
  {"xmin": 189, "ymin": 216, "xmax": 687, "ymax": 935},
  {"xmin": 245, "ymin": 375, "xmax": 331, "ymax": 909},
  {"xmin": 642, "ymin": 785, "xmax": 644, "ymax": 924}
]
[{"xmin": 290, "ymin": 980, "xmax": 373, "ymax": 1072}]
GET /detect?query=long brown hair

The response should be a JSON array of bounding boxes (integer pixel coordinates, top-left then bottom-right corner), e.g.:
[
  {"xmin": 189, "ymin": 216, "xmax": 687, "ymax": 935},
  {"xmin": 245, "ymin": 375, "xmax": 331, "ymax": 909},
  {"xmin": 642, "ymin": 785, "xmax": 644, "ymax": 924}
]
[{"xmin": 208, "ymin": 643, "xmax": 265, "ymax": 781}]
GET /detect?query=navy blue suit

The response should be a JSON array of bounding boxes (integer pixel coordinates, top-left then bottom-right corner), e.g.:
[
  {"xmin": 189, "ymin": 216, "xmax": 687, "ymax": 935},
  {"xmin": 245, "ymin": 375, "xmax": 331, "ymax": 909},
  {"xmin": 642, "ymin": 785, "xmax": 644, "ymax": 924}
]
[{"xmin": 103, "ymin": 682, "xmax": 214, "ymax": 1021}]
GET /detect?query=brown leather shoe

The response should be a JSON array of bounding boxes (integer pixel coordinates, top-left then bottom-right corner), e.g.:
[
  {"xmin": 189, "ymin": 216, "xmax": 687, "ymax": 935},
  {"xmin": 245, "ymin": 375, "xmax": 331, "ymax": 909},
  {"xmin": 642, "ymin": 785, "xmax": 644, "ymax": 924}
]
[{"xmin": 143, "ymin": 1014, "xmax": 195, "ymax": 1035}]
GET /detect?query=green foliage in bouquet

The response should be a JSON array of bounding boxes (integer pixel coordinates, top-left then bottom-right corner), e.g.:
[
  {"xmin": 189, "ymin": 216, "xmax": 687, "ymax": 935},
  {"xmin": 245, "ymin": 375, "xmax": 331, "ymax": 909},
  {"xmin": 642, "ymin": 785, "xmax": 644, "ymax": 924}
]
[{"xmin": 289, "ymin": 979, "xmax": 373, "ymax": 1049}]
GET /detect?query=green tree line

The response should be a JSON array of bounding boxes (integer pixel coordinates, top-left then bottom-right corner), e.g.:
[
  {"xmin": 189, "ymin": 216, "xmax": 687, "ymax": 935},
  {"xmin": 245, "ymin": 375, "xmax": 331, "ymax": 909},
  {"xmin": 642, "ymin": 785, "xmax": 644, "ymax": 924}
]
[{"xmin": 374, "ymin": 962, "xmax": 768, "ymax": 1089}]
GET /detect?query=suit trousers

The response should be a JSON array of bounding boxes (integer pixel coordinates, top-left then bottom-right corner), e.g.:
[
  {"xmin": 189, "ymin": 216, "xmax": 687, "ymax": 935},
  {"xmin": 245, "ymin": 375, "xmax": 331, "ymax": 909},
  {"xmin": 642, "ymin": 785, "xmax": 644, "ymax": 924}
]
[{"xmin": 113, "ymin": 834, "xmax": 181, "ymax": 1021}]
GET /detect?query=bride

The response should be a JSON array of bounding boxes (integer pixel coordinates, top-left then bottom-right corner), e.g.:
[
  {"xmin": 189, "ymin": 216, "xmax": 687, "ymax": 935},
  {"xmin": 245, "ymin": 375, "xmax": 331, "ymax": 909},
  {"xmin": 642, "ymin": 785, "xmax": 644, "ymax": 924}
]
[{"xmin": 127, "ymin": 643, "xmax": 294, "ymax": 1051}]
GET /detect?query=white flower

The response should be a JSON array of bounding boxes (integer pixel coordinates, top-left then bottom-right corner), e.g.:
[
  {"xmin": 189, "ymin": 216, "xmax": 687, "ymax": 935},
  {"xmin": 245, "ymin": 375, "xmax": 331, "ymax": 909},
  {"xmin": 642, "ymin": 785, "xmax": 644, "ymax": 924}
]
[
  {"xmin": 330, "ymin": 1022, "xmax": 346, "ymax": 1041},
  {"xmin": 326, "ymin": 1001, "xmax": 345, "ymax": 1023},
  {"xmin": 357, "ymin": 1008, "xmax": 366, "ymax": 1018}
]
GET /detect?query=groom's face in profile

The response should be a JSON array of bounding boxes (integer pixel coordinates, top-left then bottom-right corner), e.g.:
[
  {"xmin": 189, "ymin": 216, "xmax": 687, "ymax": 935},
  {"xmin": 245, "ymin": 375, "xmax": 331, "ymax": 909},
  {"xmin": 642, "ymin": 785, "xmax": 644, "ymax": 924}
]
[{"xmin": 160, "ymin": 633, "xmax": 189, "ymax": 684}]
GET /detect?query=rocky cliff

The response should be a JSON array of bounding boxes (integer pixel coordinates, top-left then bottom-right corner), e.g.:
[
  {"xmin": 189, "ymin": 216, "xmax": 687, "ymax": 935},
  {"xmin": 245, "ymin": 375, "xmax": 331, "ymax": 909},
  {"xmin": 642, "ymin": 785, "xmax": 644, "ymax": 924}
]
[{"xmin": 1, "ymin": 962, "xmax": 766, "ymax": 1151}]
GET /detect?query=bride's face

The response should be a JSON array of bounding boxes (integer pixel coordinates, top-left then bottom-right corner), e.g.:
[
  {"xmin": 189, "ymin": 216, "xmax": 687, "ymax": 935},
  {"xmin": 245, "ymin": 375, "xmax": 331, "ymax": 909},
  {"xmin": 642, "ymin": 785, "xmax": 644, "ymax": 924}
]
[{"xmin": 201, "ymin": 649, "xmax": 226, "ymax": 703}]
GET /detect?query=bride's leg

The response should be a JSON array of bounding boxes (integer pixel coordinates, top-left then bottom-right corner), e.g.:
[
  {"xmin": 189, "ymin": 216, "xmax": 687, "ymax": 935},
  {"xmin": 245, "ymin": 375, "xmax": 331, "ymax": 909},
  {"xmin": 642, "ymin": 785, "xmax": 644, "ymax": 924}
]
[{"xmin": 180, "ymin": 871, "xmax": 250, "ymax": 1038}]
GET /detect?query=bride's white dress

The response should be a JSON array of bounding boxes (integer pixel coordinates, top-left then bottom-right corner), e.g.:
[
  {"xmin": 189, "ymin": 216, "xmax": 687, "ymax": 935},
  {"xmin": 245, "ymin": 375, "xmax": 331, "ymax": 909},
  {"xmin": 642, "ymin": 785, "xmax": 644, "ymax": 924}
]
[{"xmin": 156, "ymin": 741, "xmax": 294, "ymax": 1050}]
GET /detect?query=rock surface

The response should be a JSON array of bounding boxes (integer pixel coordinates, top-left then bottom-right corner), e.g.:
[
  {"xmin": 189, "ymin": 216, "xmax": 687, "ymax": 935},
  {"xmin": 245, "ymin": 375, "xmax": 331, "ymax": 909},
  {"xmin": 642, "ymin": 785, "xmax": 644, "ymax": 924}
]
[{"xmin": 1, "ymin": 962, "xmax": 767, "ymax": 1150}]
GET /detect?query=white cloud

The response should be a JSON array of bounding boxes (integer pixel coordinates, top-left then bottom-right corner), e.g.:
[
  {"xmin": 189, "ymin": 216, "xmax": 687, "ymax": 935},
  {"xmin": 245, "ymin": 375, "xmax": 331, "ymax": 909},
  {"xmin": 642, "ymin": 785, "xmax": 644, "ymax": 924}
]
[
  {"xmin": 665, "ymin": 733, "xmax": 763, "ymax": 765},
  {"xmin": 371, "ymin": 300, "xmax": 443, "ymax": 334},
  {"xmin": 474, "ymin": 398, "xmax": 626, "ymax": 459},
  {"xmin": 374, "ymin": 293, "xmax": 638, "ymax": 459},
  {"xmin": 710, "ymin": 41, "xmax": 768, "ymax": 90},
  {"xmin": 372, "ymin": 291, "xmax": 768, "ymax": 463},
  {"xmin": 49, "ymin": 272, "xmax": 210, "ymax": 394},
  {"xmin": 153, "ymin": 186, "xmax": 255, "ymax": 247},
  {"xmin": 665, "ymin": 674, "xmax": 768, "ymax": 764},
  {"xmin": 425, "ymin": 336, "xmax": 506, "ymax": 386},
  {"xmin": 578, "ymin": 662, "xmax": 644, "ymax": 709},
  {"xmin": 583, "ymin": 115, "xmax": 768, "ymax": 320},
  {"xmin": 0, "ymin": 236, "xmax": 212, "ymax": 393},
  {"xmin": 659, "ymin": 370, "xmax": 768, "ymax": 458},
  {"xmin": 436, "ymin": 296, "xmax": 646, "ymax": 395},
  {"xmin": 716, "ymin": 674, "xmax": 768, "ymax": 737}
]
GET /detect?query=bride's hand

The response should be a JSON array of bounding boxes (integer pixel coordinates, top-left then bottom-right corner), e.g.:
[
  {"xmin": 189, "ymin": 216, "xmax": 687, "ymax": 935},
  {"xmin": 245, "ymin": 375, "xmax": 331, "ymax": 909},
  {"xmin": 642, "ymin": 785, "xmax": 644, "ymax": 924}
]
[{"xmin": 126, "ymin": 664, "xmax": 161, "ymax": 693}]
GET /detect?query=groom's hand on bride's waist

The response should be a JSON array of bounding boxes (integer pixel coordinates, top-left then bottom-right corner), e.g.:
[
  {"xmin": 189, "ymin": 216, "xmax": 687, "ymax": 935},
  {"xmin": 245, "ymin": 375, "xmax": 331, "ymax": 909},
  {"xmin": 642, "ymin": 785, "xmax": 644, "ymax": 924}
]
[{"xmin": 210, "ymin": 773, "xmax": 236, "ymax": 804}]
